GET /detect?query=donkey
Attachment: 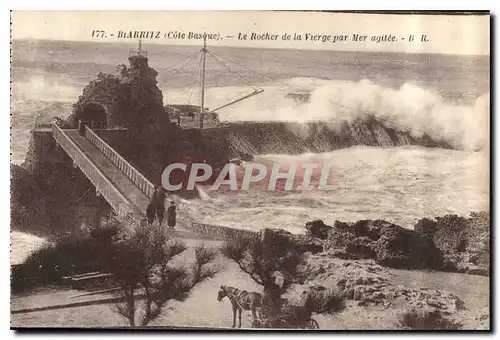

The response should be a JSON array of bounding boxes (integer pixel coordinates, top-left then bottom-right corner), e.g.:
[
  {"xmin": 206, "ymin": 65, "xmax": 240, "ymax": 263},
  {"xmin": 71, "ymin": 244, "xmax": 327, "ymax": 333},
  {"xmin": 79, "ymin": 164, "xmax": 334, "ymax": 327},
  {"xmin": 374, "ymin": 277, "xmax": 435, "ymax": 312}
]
[{"xmin": 217, "ymin": 285, "xmax": 263, "ymax": 328}]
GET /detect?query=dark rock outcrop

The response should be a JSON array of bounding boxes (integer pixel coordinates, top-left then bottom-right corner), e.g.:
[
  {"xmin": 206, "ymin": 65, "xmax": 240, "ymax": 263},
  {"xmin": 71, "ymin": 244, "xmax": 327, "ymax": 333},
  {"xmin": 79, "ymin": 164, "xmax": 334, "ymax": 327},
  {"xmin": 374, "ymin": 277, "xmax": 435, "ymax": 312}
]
[
  {"xmin": 305, "ymin": 220, "xmax": 332, "ymax": 239},
  {"xmin": 318, "ymin": 212, "xmax": 489, "ymax": 276},
  {"xmin": 208, "ymin": 119, "xmax": 453, "ymax": 159},
  {"xmin": 260, "ymin": 228, "xmax": 324, "ymax": 255},
  {"xmin": 66, "ymin": 53, "xmax": 233, "ymax": 191},
  {"xmin": 432, "ymin": 215, "xmax": 469, "ymax": 253},
  {"xmin": 414, "ymin": 213, "xmax": 490, "ymax": 276},
  {"xmin": 413, "ymin": 217, "xmax": 439, "ymax": 239},
  {"xmin": 375, "ymin": 221, "xmax": 442, "ymax": 270},
  {"xmin": 323, "ymin": 219, "xmax": 443, "ymax": 270},
  {"xmin": 295, "ymin": 235, "xmax": 324, "ymax": 254}
]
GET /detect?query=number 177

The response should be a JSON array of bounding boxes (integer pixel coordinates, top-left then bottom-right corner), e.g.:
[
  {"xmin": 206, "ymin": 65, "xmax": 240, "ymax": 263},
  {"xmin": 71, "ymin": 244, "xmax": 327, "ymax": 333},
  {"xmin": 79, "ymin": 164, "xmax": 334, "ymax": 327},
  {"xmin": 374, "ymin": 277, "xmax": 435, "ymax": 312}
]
[{"xmin": 92, "ymin": 30, "xmax": 106, "ymax": 38}]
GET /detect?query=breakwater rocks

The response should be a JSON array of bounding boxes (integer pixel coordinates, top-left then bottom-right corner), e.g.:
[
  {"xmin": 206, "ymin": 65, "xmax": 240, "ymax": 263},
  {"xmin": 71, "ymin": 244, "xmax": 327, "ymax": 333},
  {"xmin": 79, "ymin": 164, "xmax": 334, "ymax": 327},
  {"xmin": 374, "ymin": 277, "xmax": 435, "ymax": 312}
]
[{"xmin": 301, "ymin": 213, "xmax": 489, "ymax": 277}]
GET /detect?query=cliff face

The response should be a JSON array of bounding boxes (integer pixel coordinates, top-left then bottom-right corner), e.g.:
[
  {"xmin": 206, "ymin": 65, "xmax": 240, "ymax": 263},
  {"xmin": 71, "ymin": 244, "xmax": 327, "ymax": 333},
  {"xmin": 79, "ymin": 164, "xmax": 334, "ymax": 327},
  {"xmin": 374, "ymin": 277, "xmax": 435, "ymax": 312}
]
[
  {"xmin": 12, "ymin": 131, "xmax": 110, "ymax": 237},
  {"xmin": 201, "ymin": 119, "xmax": 452, "ymax": 159},
  {"xmin": 12, "ymin": 129, "xmax": 130, "ymax": 237}
]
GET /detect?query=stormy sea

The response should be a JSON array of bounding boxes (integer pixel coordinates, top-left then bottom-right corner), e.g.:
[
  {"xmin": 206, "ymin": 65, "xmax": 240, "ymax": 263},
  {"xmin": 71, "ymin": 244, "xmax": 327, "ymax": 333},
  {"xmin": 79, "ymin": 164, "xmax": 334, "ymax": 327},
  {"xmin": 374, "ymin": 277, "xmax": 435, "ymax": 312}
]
[{"xmin": 11, "ymin": 39, "xmax": 489, "ymax": 261}]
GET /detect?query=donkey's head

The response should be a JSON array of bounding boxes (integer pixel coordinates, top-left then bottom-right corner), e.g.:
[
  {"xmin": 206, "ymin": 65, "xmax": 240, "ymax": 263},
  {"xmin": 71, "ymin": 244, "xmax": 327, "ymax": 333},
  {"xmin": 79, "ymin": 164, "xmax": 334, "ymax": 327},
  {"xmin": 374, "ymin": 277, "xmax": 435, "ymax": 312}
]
[{"xmin": 217, "ymin": 285, "xmax": 228, "ymax": 302}]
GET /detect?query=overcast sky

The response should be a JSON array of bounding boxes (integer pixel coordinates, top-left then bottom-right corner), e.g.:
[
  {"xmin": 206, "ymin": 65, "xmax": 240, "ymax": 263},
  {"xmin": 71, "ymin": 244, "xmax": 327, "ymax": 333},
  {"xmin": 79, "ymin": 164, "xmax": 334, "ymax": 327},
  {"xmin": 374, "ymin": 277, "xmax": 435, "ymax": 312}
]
[{"xmin": 11, "ymin": 11, "xmax": 489, "ymax": 55}]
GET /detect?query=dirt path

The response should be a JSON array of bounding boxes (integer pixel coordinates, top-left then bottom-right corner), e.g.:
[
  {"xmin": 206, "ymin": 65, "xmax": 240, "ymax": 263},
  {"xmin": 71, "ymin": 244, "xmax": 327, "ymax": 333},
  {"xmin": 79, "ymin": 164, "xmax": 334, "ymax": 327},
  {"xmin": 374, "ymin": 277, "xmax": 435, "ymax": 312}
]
[{"xmin": 11, "ymin": 255, "xmax": 262, "ymax": 328}]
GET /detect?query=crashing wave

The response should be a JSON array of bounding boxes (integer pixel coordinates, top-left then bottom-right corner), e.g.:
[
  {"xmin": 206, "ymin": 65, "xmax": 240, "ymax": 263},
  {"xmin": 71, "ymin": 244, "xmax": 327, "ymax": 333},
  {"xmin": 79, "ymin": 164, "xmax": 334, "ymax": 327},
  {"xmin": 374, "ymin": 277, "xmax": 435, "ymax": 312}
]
[{"xmin": 165, "ymin": 78, "xmax": 489, "ymax": 151}]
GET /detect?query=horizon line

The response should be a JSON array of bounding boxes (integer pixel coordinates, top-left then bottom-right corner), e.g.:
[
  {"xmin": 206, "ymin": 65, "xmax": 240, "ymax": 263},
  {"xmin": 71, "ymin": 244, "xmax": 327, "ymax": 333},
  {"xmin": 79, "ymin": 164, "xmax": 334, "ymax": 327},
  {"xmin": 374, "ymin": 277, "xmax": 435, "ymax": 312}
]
[{"xmin": 11, "ymin": 37, "xmax": 490, "ymax": 58}]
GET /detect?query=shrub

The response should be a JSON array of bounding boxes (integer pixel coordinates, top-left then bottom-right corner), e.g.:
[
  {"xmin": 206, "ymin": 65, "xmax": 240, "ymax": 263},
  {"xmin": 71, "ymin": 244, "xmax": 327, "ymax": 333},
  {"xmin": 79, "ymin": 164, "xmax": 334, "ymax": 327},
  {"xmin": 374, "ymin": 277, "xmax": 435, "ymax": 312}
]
[
  {"xmin": 306, "ymin": 286, "xmax": 346, "ymax": 315},
  {"xmin": 11, "ymin": 224, "xmax": 119, "ymax": 294},
  {"xmin": 222, "ymin": 229, "xmax": 345, "ymax": 328},
  {"xmin": 106, "ymin": 226, "xmax": 220, "ymax": 326},
  {"xmin": 397, "ymin": 309, "xmax": 463, "ymax": 330}
]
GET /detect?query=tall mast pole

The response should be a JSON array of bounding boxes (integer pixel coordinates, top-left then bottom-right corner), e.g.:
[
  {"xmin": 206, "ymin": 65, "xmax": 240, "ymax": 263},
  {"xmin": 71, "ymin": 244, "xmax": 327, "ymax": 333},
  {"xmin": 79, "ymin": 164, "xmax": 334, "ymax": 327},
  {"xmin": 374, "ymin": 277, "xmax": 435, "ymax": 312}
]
[
  {"xmin": 200, "ymin": 36, "xmax": 207, "ymax": 129},
  {"xmin": 137, "ymin": 39, "xmax": 142, "ymax": 54}
]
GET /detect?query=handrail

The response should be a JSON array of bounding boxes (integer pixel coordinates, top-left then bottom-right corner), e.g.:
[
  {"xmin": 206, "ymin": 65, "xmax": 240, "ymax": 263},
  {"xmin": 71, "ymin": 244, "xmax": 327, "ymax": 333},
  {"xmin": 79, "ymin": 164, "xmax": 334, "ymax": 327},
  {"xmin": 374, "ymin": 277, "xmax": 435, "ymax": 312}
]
[
  {"xmin": 51, "ymin": 123, "xmax": 142, "ymax": 229},
  {"xmin": 84, "ymin": 126, "xmax": 156, "ymax": 198}
]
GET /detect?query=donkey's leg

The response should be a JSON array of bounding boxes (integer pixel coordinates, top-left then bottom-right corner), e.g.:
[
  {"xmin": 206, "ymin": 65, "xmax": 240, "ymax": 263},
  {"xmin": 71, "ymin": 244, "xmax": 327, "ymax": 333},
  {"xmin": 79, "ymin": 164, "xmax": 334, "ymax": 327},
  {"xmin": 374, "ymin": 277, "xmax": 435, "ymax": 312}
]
[
  {"xmin": 238, "ymin": 308, "xmax": 242, "ymax": 328},
  {"xmin": 231, "ymin": 301, "xmax": 237, "ymax": 328},
  {"xmin": 251, "ymin": 301, "xmax": 257, "ymax": 322}
]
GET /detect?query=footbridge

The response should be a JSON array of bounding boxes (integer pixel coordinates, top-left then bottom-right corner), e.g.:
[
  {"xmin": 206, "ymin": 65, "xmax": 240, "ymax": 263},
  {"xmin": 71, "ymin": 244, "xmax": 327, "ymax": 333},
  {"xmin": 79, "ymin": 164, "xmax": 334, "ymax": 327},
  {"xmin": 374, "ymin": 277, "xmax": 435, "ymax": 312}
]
[
  {"xmin": 52, "ymin": 122, "xmax": 156, "ymax": 231},
  {"xmin": 51, "ymin": 122, "xmax": 257, "ymax": 240}
]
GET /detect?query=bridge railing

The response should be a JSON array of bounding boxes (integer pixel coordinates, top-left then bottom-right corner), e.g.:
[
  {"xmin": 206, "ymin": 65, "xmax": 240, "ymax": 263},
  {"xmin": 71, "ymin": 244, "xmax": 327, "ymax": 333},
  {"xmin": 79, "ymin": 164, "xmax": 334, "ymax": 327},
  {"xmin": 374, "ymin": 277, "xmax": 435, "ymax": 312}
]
[
  {"xmin": 51, "ymin": 123, "xmax": 141, "ymax": 228},
  {"xmin": 84, "ymin": 126, "xmax": 156, "ymax": 198}
]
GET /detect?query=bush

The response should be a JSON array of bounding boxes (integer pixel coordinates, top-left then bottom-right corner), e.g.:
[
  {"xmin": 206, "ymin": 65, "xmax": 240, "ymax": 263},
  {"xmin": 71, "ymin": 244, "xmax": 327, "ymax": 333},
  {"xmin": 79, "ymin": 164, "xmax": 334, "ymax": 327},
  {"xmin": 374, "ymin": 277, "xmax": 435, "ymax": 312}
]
[
  {"xmin": 11, "ymin": 225, "xmax": 118, "ymax": 294},
  {"xmin": 107, "ymin": 226, "xmax": 220, "ymax": 326},
  {"xmin": 306, "ymin": 286, "xmax": 346, "ymax": 315},
  {"xmin": 222, "ymin": 229, "xmax": 345, "ymax": 329},
  {"xmin": 221, "ymin": 229, "xmax": 305, "ymax": 321},
  {"xmin": 397, "ymin": 309, "xmax": 463, "ymax": 330}
]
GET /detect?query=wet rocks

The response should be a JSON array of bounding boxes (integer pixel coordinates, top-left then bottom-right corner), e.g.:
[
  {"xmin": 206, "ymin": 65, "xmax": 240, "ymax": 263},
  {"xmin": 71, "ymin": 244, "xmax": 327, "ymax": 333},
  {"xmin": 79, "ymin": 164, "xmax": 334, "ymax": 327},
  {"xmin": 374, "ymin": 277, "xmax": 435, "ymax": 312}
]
[
  {"xmin": 345, "ymin": 236, "xmax": 377, "ymax": 259},
  {"xmin": 413, "ymin": 217, "xmax": 439, "ymax": 239}
]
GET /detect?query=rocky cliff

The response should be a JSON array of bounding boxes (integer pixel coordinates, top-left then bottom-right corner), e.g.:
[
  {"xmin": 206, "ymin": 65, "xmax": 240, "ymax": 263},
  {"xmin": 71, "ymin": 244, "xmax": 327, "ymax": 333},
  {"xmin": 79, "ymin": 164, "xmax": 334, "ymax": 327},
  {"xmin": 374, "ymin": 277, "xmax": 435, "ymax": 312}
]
[
  {"xmin": 209, "ymin": 119, "xmax": 452, "ymax": 158},
  {"xmin": 11, "ymin": 130, "xmax": 130, "ymax": 237}
]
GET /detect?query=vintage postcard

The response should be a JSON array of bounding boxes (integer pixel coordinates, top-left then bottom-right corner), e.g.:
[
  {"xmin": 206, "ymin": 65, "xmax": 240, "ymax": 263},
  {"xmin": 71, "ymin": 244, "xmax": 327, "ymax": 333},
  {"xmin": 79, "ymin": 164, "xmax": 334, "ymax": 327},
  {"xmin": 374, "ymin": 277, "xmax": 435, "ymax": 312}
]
[{"xmin": 10, "ymin": 11, "xmax": 490, "ymax": 330}]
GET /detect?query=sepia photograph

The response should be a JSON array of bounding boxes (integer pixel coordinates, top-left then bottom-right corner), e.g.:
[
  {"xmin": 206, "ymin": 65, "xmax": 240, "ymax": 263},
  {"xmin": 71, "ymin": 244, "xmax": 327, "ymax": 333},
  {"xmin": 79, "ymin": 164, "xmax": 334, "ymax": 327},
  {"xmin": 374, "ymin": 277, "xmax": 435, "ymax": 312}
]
[{"xmin": 9, "ymin": 10, "xmax": 490, "ymax": 330}]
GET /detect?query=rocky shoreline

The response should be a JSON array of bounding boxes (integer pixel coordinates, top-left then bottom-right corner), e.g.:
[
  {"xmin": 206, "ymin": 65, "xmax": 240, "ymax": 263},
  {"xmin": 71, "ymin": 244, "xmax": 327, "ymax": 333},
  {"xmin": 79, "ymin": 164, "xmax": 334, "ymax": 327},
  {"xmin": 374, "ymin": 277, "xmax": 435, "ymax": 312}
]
[
  {"xmin": 296, "ymin": 254, "xmax": 489, "ymax": 330},
  {"xmin": 269, "ymin": 211, "xmax": 490, "ymax": 329},
  {"xmin": 293, "ymin": 212, "xmax": 489, "ymax": 277}
]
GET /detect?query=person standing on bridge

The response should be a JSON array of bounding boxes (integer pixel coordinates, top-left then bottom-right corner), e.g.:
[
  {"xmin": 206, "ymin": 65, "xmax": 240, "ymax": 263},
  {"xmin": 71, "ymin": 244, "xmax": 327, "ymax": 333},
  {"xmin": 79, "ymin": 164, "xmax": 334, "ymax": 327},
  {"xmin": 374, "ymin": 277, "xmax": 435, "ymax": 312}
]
[
  {"xmin": 146, "ymin": 195, "xmax": 156, "ymax": 226},
  {"xmin": 167, "ymin": 201, "xmax": 177, "ymax": 230},
  {"xmin": 155, "ymin": 186, "xmax": 167, "ymax": 226},
  {"xmin": 146, "ymin": 185, "xmax": 165, "ymax": 226}
]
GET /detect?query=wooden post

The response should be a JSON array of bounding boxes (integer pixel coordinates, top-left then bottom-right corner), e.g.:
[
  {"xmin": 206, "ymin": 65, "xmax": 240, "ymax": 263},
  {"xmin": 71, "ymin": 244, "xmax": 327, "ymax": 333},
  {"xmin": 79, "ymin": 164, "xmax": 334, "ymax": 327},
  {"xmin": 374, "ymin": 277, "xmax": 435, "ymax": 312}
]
[{"xmin": 200, "ymin": 36, "xmax": 207, "ymax": 129}]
